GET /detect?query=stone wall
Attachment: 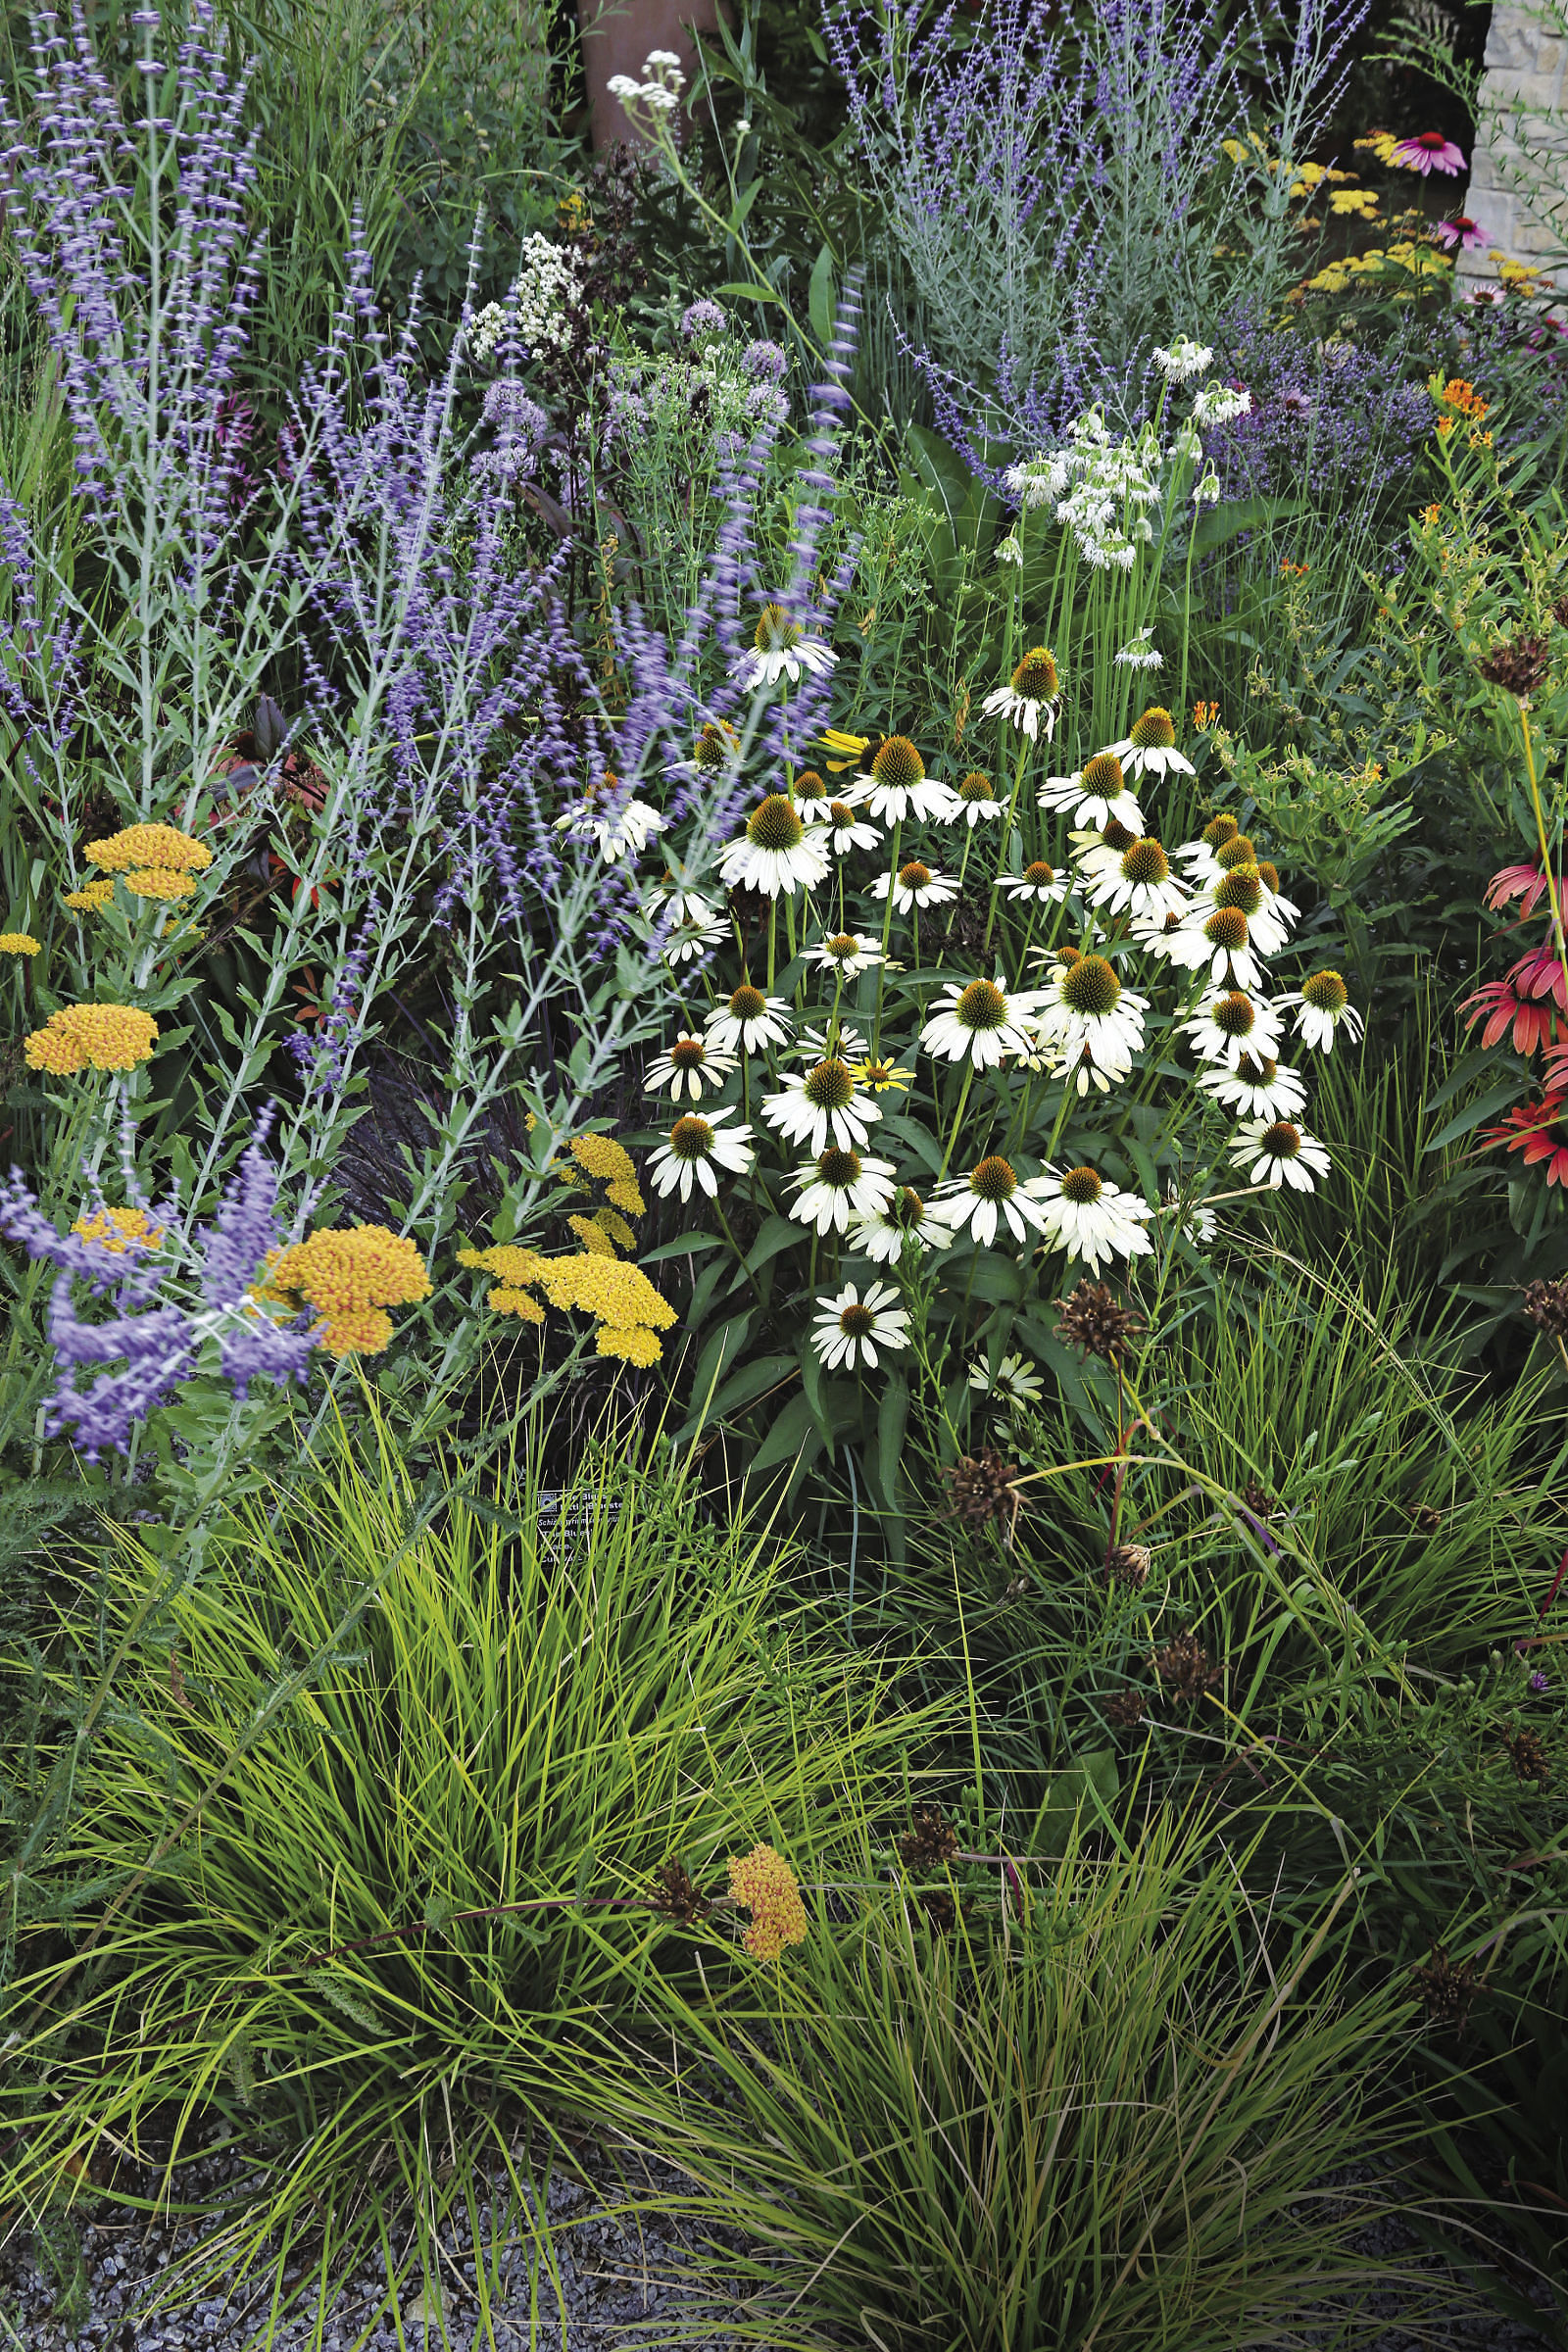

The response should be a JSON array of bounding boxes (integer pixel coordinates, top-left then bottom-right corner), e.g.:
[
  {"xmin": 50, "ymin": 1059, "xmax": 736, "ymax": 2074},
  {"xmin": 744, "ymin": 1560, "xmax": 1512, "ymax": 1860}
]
[{"xmin": 1459, "ymin": 0, "xmax": 1568, "ymax": 280}]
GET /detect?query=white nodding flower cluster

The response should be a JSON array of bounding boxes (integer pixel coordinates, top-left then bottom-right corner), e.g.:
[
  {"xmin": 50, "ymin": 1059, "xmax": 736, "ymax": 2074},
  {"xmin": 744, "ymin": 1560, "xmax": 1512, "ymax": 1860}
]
[
  {"xmin": 608, "ymin": 48, "xmax": 687, "ymax": 113},
  {"xmin": 1192, "ymin": 382, "xmax": 1252, "ymax": 427},
  {"xmin": 1152, "ymin": 336, "xmax": 1213, "ymax": 382}
]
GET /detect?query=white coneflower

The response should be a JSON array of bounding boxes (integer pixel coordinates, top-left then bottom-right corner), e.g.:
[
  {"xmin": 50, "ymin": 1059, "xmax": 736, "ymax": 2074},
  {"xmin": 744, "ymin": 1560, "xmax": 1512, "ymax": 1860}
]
[
  {"xmin": 645, "ymin": 868, "xmax": 717, "ymax": 928},
  {"xmin": 718, "ymin": 793, "xmax": 831, "ymax": 899},
  {"xmin": 1102, "ymin": 707, "xmax": 1197, "ymax": 782},
  {"xmin": 1037, "ymin": 753, "xmax": 1144, "ymax": 835},
  {"xmin": 646, "ymin": 1032, "xmax": 738, "ymax": 1102},
  {"xmin": 1126, "ymin": 905, "xmax": 1188, "ymax": 962},
  {"xmin": 920, "ymin": 977, "xmax": 1047, "ymax": 1070},
  {"xmin": 812, "ymin": 798, "xmax": 882, "ymax": 857},
  {"xmin": 947, "ymin": 769, "xmax": 1005, "ymax": 828},
  {"xmin": 1162, "ymin": 1180, "xmax": 1218, "ymax": 1245},
  {"xmin": 1198, "ymin": 1053, "xmax": 1307, "ymax": 1120},
  {"xmin": 790, "ymin": 766, "xmax": 832, "ymax": 815},
  {"xmin": 981, "ymin": 645, "xmax": 1061, "ymax": 741},
  {"xmin": 1253, "ymin": 858, "xmax": 1301, "ymax": 950},
  {"xmin": 849, "ymin": 1184, "xmax": 947, "ymax": 1265},
  {"xmin": 1045, "ymin": 1036, "xmax": 1135, "ymax": 1099},
  {"xmin": 1037, "ymin": 1164, "xmax": 1153, "ymax": 1276},
  {"xmin": 1114, "ymin": 625, "xmax": 1163, "ymax": 670},
  {"xmin": 854, "ymin": 736, "xmax": 958, "ymax": 826},
  {"xmin": 661, "ymin": 915, "xmax": 728, "ymax": 967},
  {"xmin": 1085, "ymin": 836, "xmax": 1187, "ymax": 924},
  {"xmin": 807, "ymin": 930, "xmax": 886, "ymax": 978},
  {"xmin": 929, "ymin": 1155, "xmax": 1054, "ymax": 1249},
  {"xmin": 997, "ymin": 858, "xmax": 1071, "ymax": 906},
  {"xmin": 1279, "ymin": 968, "xmax": 1364, "ymax": 1054},
  {"xmin": 732, "ymin": 601, "xmax": 837, "ymax": 689},
  {"xmin": 1181, "ymin": 987, "xmax": 1284, "ymax": 1071},
  {"xmin": 706, "ymin": 984, "xmax": 793, "ymax": 1055},
  {"xmin": 557, "ymin": 786, "xmax": 667, "ymax": 862},
  {"xmin": 794, "ymin": 1019, "xmax": 869, "ymax": 1064},
  {"xmin": 648, "ymin": 1107, "xmax": 755, "ymax": 1202},
  {"xmin": 1152, "ymin": 336, "xmax": 1213, "ymax": 382},
  {"xmin": 788, "ymin": 1147, "xmax": 898, "ymax": 1237},
  {"xmin": 811, "ymin": 1280, "xmax": 910, "ymax": 1372},
  {"xmin": 1164, "ymin": 903, "xmax": 1266, "ymax": 991},
  {"xmin": 872, "ymin": 858, "xmax": 958, "ymax": 913},
  {"xmin": 1037, "ymin": 952, "xmax": 1148, "ymax": 1076},
  {"xmin": 1174, "ymin": 811, "xmax": 1244, "ymax": 882},
  {"xmin": 969, "ymin": 1351, "xmax": 1045, "ymax": 1407},
  {"xmin": 761, "ymin": 1057, "xmax": 880, "ymax": 1153},
  {"xmin": 1228, "ymin": 1117, "xmax": 1331, "ymax": 1192}
]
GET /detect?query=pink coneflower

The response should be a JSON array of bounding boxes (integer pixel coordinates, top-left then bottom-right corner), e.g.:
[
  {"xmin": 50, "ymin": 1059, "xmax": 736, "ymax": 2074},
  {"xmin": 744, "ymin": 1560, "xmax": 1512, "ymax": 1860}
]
[
  {"xmin": 1391, "ymin": 131, "xmax": 1466, "ymax": 176},
  {"xmin": 1462, "ymin": 977, "xmax": 1562, "ymax": 1057},
  {"xmin": 1485, "ymin": 862, "xmax": 1565, "ymax": 919},
  {"xmin": 1431, "ymin": 214, "xmax": 1489, "ymax": 251}
]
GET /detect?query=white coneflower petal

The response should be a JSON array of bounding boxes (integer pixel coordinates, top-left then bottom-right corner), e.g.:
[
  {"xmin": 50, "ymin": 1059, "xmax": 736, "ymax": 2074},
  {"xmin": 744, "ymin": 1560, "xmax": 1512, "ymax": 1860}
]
[
  {"xmin": 645, "ymin": 1031, "xmax": 738, "ymax": 1102},
  {"xmin": 811, "ymin": 1279, "xmax": 910, "ymax": 1371},
  {"xmin": 1228, "ymin": 1117, "xmax": 1332, "ymax": 1192},
  {"xmin": 969, "ymin": 1350, "xmax": 1045, "ymax": 1406},
  {"xmin": 981, "ymin": 646, "xmax": 1061, "ymax": 741},
  {"xmin": 1197, "ymin": 1054, "xmax": 1307, "ymax": 1120},
  {"xmin": 848, "ymin": 1184, "xmax": 947, "ymax": 1265},
  {"xmin": 853, "ymin": 735, "xmax": 958, "ymax": 826},
  {"xmin": 1036, "ymin": 1163, "xmax": 1153, "ymax": 1276},
  {"xmin": 929, "ymin": 1154, "xmax": 1053, "ymax": 1250},
  {"xmin": 661, "ymin": 916, "xmax": 729, "ymax": 967},
  {"xmin": 760, "ymin": 1057, "xmax": 880, "ymax": 1154},
  {"xmin": 1084, "ymin": 836, "xmax": 1187, "ymax": 924},
  {"xmin": 788, "ymin": 1148, "xmax": 898, "ymax": 1236},
  {"xmin": 706, "ymin": 985, "xmax": 793, "ymax": 1055},
  {"xmin": 1279, "ymin": 969, "xmax": 1364, "ymax": 1054},
  {"xmin": 557, "ymin": 793, "xmax": 668, "ymax": 862},
  {"xmin": 1102, "ymin": 707, "xmax": 1197, "ymax": 782},
  {"xmin": 997, "ymin": 858, "xmax": 1071, "ymax": 905},
  {"xmin": 871, "ymin": 858, "xmax": 959, "ymax": 912},
  {"xmin": 807, "ymin": 930, "xmax": 886, "ymax": 978},
  {"xmin": 717, "ymin": 793, "xmax": 832, "ymax": 899},
  {"xmin": 1036, "ymin": 952, "xmax": 1148, "ymax": 1074},
  {"xmin": 1181, "ymin": 987, "xmax": 1284, "ymax": 1070},
  {"xmin": 732, "ymin": 602, "xmax": 838, "ymax": 690},
  {"xmin": 647, "ymin": 1107, "xmax": 755, "ymax": 1202},
  {"xmin": 919, "ymin": 977, "xmax": 1048, "ymax": 1070},
  {"xmin": 1037, "ymin": 754, "xmax": 1144, "ymax": 835}
]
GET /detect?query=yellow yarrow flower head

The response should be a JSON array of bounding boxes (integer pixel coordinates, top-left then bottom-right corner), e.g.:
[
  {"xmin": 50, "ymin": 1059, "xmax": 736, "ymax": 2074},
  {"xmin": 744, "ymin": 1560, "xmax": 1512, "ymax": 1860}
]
[
  {"xmin": 63, "ymin": 878, "xmax": 116, "ymax": 913},
  {"xmin": 459, "ymin": 1243, "xmax": 547, "ymax": 1288},
  {"xmin": 595, "ymin": 1206, "xmax": 638, "ymax": 1250},
  {"xmin": 24, "ymin": 1004, "xmax": 158, "ymax": 1074},
  {"xmin": 488, "ymin": 1286, "xmax": 547, "ymax": 1321},
  {"xmin": 122, "ymin": 866, "xmax": 198, "ymax": 901},
  {"xmin": 85, "ymin": 824, "xmax": 213, "ymax": 875},
  {"xmin": 605, "ymin": 1177, "xmax": 646, "ymax": 1217},
  {"xmin": 71, "ymin": 1204, "xmax": 164, "ymax": 1252},
  {"xmin": 726, "ymin": 1842, "xmax": 808, "ymax": 1962},
  {"xmin": 596, "ymin": 1325, "xmax": 662, "ymax": 1366},
  {"xmin": 567, "ymin": 1212, "xmax": 618, "ymax": 1258},
  {"xmin": 0, "ymin": 931, "xmax": 41, "ymax": 956},
  {"xmin": 267, "ymin": 1224, "xmax": 431, "ymax": 1356},
  {"xmin": 570, "ymin": 1132, "xmax": 637, "ymax": 1185}
]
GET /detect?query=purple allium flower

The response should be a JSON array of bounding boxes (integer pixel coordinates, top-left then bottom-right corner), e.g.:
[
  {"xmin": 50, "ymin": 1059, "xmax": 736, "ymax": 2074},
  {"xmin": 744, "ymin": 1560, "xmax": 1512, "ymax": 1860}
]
[
  {"xmin": 1529, "ymin": 1670, "xmax": 1550, "ymax": 1694},
  {"xmin": 741, "ymin": 338, "xmax": 788, "ymax": 383},
  {"xmin": 680, "ymin": 298, "xmax": 727, "ymax": 343}
]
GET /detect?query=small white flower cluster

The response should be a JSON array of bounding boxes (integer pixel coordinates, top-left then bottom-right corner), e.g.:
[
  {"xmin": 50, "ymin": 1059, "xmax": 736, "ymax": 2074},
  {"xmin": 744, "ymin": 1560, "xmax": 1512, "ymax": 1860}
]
[
  {"xmin": 1152, "ymin": 337, "xmax": 1213, "ymax": 383},
  {"xmin": 608, "ymin": 47, "xmax": 686, "ymax": 114},
  {"xmin": 466, "ymin": 303, "xmax": 509, "ymax": 366},
  {"xmin": 514, "ymin": 233, "xmax": 582, "ymax": 358}
]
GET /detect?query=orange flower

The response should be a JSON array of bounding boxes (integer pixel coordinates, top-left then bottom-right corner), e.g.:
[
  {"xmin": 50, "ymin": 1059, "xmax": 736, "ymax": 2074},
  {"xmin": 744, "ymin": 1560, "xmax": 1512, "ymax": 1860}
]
[{"xmin": 726, "ymin": 1842, "xmax": 808, "ymax": 1962}]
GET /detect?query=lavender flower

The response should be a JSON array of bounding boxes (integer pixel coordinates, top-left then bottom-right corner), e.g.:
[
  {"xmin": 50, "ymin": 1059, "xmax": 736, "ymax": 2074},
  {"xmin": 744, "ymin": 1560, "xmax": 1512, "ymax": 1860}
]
[{"xmin": 0, "ymin": 1117, "xmax": 314, "ymax": 1460}]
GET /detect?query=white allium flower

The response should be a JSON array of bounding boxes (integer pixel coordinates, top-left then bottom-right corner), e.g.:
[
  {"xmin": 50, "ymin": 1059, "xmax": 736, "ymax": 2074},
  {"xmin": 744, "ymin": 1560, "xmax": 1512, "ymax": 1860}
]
[
  {"xmin": 1192, "ymin": 469, "xmax": 1222, "ymax": 508},
  {"xmin": 1036, "ymin": 1165, "xmax": 1154, "ymax": 1276},
  {"xmin": 1003, "ymin": 456, "xmax": 1063, "ymax": 509},
  {"xmin": 1102, "ymin": 707, "xmax": 1196, "ymax": 782},
  {"xmin": 1114, "ymin": 625, "xmax": 1163, "ymax": 670},
  {"xmin": 1198, "ymin": 1055, "xmax": 1307, "ymax": 1121},
  {"xmin": 1181, "ymin": 986, "xmax": 1284, "ymax": 1071},
  {"xmin": 811, "ymin": 1280, "xmax": 910, "ymax": 1372},
  {"xmin": 920, "ymin": 978, "xmax": 1049, "ymax": 1070},
  {"xmin": 969, "ymin": 1351, "xmax": 1045, "ymax": 1407},
  {"xmin": 1152, "ymin": 337, "xmax": 1213, "ymax": 382},
  {"xmin": 706, "ymin": 985, "xmax": 793, "ymax": 1056},
  {"xmin": 732, "ymin": 602, "xmax": 837, "ymax": 690},
  {"xmin": 646, "ymin": 1031, "xmax": 738, "ymax": 1103},
  {"xmin": 717, "ymin": 794, "xmax": 831, "ymax": 900},
  {"xmin": 807, "ymin": 930, "xmax": 886, "ymax": 978},
  {"xmin": 1228, "ymin": 1117, "xmax": 1332, "ymax": 1192},
  {"xmin": 761, "ymin": 1057, "xmax": 880, "ymax": 1154},
  {"xmin": 788, "ymin": 1147, "xmax": 898, "ymax": 1237},
  {"xmin": 872, "ymin": 859, "xmax": 958, "ymax": 913},
  {"xmin": 643, "ymin": 47, "xmax": 683, "ymax": 70},
  {"xmin": 929, "ymin": 1155, "xmax": 1054, "ymax": 1250},
  {"xmin": 648, "ymin": 1106, "xmax": 754, "ymax": 1202},
  {"xmin": 1038, "ymin": 762, "xmax": 1144, "ymax": 835},
  {"xmin": 514, "ymin": 233, "xmax": 583, "ymax": 357},
  {"xmin": 1192, "ymin": 382, "xmax": 1252, "ymax": 426},
  {"xmin": 849, "ymin": 1185, "xmax": 947, "ymax": 1265},
  {"xmin": 466, "ymin": 301, "xmax": 509, "ymax": 365},
  {"xmin": 996, "ymin": 532, "xmax": 1024, "ymax": 566},
  {"xmin": 981, "ymin": 646, "xmax": 1061, "ymax": 740}
]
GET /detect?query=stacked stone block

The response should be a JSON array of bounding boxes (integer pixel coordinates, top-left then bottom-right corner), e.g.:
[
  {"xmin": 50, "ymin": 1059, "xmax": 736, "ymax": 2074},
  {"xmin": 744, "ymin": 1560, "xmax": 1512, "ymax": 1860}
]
[{"xmin": 1459, "ymin": 1, "xmax": 1568, "ymax": 280}]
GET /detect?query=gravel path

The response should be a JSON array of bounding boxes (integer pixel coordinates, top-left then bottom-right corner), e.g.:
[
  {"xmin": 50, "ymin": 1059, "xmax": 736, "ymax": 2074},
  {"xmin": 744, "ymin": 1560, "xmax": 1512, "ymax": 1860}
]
[
  {"xmin": 0, "ymin": 2132, "xmax": 747, "ymax": 2351},
  {"xmin": 2, "ymin": 2138, "xmax": 1560, "ymax": 2350}
]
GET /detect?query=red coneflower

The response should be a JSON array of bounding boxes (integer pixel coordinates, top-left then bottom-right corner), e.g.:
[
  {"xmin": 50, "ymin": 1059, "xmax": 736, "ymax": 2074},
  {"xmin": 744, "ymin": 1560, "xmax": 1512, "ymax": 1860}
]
[
  {"xmin": 1485, "ymin": 862, "xmax": 1564, "ymax": 919},
  {"xmin": 1480, "ymin": 1095, "xmax": 1568, "ymax": 1186},
  {"xmin": 1462, "ymin": 977, "xmax": 1563, "ymax": 1057}
]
